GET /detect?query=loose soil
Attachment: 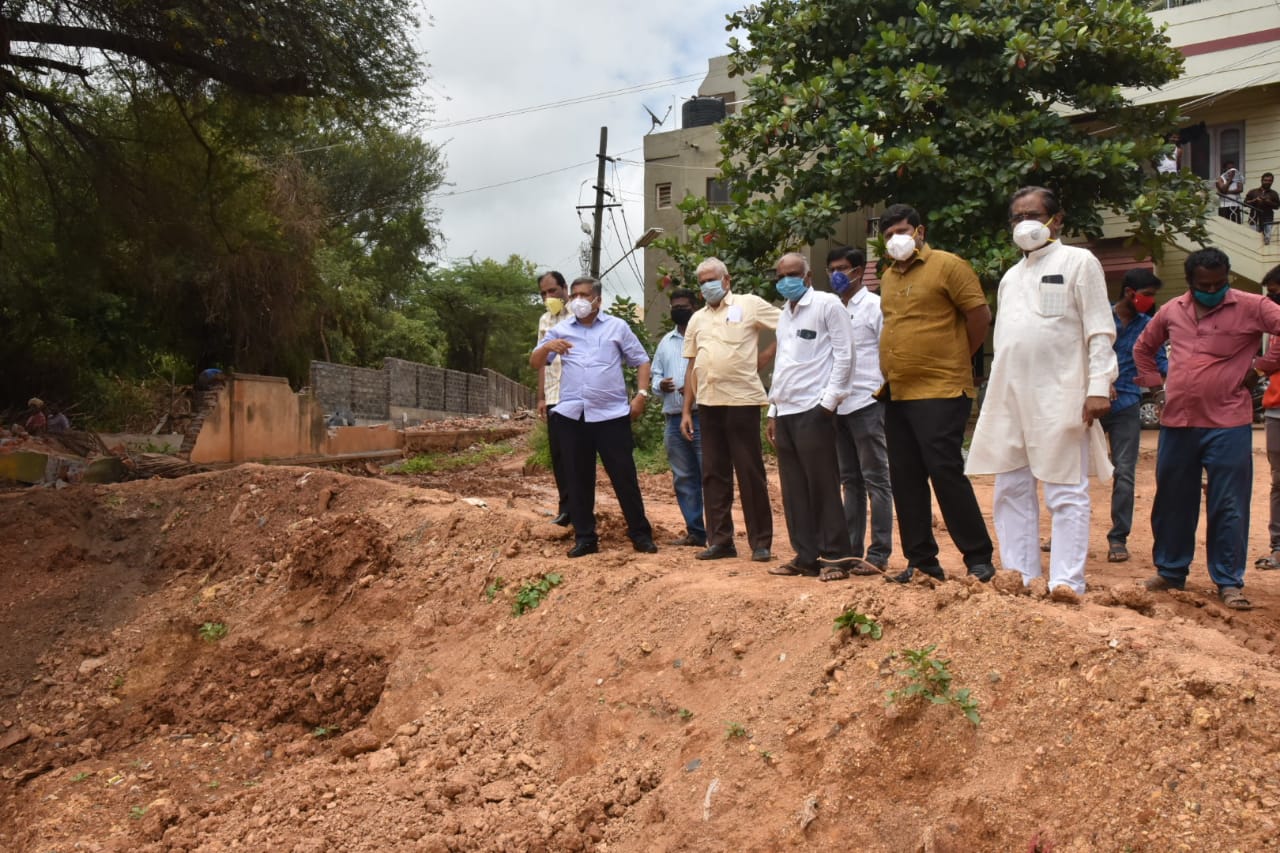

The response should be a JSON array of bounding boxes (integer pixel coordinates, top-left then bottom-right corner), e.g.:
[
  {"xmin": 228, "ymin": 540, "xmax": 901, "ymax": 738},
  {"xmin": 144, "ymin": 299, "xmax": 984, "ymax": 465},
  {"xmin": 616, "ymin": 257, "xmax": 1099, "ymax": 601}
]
[{"xmin": 2, "ymin": 429, "xmax": 1279, "ymax": 852}]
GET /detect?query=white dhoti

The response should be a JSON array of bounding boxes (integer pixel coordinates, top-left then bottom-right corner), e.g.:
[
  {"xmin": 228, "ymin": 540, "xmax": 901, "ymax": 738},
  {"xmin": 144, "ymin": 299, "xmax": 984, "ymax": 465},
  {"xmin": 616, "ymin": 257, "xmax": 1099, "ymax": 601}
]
[{"xmin": 993, "ymin": 434, "xmax": 1091, "ymax": 595}]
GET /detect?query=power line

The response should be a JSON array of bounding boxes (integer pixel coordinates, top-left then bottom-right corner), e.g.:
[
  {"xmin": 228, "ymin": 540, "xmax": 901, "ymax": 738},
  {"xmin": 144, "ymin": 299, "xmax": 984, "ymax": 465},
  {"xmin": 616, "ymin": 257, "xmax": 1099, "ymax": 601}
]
[
  {"xmin": 423, "ymin": 73, "xmax": 703, "ymax": 132},
  {"xmin": 438, "ymin": 159, "xmax": 595, "ymax": 197}
]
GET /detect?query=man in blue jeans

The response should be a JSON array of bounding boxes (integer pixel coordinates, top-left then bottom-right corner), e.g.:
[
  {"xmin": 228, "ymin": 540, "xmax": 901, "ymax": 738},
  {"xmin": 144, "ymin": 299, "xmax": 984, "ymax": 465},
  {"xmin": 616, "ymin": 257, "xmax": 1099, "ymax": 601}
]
[
  {"xmin": 651, "ymin": 288, "xmax": 706, "ymax": 547},
  {"xmin": 1133, "ymin": 248, "xmax": 1280, "ymax": 610},
  {"xmin": 1099, "ymin": 268, "xmax": 1166, "ymax": 563}
]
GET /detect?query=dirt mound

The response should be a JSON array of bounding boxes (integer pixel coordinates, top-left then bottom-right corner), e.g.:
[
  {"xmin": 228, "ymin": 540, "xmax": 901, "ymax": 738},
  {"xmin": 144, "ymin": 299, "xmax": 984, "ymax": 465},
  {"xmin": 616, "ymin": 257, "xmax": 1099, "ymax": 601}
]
[{"xmin": 2, "ymin": 438, "xmax": 1280, "ymax": 851}]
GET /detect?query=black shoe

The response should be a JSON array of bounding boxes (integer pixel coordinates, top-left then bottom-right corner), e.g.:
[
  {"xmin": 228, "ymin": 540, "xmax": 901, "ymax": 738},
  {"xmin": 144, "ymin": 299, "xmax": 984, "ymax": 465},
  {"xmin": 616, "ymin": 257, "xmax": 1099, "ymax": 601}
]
[
  {"xmin": 567, "ymin": 542, "xmax": 599, "ymax": 558},
  {"xmin": 886, "ymin": 564, "xmax": 945, "ymax": 584},
  {"xmin": 966, "ymin": 562, "xmax": 996, "ymax": 583},
  {"xmin": 696, "ymin": 544, "xmax": 738, "ymax": 560},
  {"xmin": 633, "ymin": 538, "xmax": 658, "ymax": 554},
  {"xmin": 751, "ymin": 548, "xmax": 771, "ymax": 562},
  {"xmin": 551, "ymin": 512, "xmax": 571, "ymax": 527}
]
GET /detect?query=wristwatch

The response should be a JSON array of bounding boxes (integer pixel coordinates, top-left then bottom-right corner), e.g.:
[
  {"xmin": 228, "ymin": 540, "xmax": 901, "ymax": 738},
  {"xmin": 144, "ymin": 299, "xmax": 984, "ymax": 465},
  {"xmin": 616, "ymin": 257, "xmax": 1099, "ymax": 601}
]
[{"xmin": 637, "ymin": 389, "xmax": 650, "ymax": 398}]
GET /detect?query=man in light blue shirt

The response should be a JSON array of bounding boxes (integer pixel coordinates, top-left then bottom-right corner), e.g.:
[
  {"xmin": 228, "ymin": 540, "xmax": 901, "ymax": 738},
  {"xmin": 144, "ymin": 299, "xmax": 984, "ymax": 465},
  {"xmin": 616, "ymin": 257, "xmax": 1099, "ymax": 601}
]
[
  {"xmin": 651, "ymin": 288, "xmax": 705, "ymax": 547},
  {"xmin": 531, "ymin": 276, "xmax": 657, "ymax": 557}
]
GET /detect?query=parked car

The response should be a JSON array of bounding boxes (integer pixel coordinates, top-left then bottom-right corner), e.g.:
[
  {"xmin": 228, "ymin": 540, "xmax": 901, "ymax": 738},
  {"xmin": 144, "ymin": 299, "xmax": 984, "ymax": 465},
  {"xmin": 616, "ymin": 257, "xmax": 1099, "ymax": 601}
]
[{"xmin": 1138, "ymin": 374, "xmax": 1268, "ymax": 429}]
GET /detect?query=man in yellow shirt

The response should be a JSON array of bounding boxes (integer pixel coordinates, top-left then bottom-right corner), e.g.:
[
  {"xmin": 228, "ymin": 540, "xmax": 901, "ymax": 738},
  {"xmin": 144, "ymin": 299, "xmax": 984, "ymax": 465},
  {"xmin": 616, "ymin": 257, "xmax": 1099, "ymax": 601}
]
[
  {"xmin": 681, "ymin": 257, "xmax": 780, "ymax": 562},
  {"xmin": 877, "ymin": 204, "xmax": 995, "ymax": 583}
]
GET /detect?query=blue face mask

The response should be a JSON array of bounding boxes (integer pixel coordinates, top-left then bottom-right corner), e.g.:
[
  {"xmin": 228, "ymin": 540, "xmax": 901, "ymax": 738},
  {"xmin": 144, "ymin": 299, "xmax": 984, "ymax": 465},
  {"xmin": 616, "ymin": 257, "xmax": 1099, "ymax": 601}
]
[
  {"xmin": 1191, "ymin": 286, "xmax": 1228, "ymax": 308},
  {"xmin": 776, "ymin": 275, "xmax": 808, "ymax": 302},
  {"xmin": 830, "ymin": 270, "xmax": 851, "ymax": 294},
  {"xmin": 699, "ymin": 279, "xmax": 726, "ymax": 304}
]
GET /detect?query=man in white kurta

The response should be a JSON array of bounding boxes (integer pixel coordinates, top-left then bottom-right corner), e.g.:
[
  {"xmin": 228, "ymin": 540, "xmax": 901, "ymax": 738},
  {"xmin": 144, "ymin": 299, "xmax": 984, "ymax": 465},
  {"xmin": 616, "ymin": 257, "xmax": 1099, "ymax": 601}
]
[{"xmin": 966, "ymin": 188, "xmax": 1118, "ymax": 598}]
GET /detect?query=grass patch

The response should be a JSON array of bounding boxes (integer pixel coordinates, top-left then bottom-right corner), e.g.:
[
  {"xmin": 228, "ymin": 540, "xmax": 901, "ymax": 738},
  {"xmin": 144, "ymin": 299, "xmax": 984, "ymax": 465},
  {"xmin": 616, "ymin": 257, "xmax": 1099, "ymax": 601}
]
[
  {"xmin": 512, "ymin": 573, "xmax": 563, "ymax": 616},
  {"xmin": 198, "ymin": 622, "xmax": 228, "ymax": 643},
  {"xmin": 390, "ymin": 441, "xmax": 516, "ymax": 475}
]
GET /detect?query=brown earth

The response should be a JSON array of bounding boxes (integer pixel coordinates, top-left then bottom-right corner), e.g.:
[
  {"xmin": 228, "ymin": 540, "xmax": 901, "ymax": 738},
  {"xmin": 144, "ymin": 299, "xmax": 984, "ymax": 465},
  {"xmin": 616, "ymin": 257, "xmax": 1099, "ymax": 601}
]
[{"xmin": 2, "ymin": 429, "xmax": 1280, "ymax": 852}]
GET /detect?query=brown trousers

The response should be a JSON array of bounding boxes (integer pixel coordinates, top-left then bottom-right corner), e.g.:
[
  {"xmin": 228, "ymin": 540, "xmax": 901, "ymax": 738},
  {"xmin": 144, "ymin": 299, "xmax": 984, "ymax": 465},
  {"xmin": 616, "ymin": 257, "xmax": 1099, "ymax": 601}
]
[{"xmin": 699, "ymin": 405, "xmax": 772, "ymax": 551}]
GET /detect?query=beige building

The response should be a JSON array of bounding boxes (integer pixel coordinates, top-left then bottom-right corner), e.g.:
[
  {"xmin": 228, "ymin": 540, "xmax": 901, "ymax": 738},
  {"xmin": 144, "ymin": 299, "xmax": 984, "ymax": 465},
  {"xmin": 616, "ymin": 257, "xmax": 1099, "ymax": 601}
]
[{"xmin": 643, "ymin": 0, "xmax": 1280, "ymax": 330}]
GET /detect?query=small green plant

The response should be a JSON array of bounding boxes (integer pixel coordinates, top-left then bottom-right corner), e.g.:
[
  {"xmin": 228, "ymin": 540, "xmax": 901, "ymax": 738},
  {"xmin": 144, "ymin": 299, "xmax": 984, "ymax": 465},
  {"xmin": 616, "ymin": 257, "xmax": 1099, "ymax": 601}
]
[
  {"xmin": 128, "ymin": 806, "xmax": 147, "ymax": 820},
  {"xmin": 71, "ymin": 771, "xmax": 92, "ymax": 783},
  {"xmin": 677, "ymin": 708, "xmax": 694, "ymax": 721},
  {"xmin": 198, "ymin": 622, "xmax": 228, "ymax": 643},
  {"xmin": 392, "ymin": 442, "xmax": 517, "ymax": 476},
  {"xmin": 207, "ymin": 780, "xmax": 220, "ymax": 789},
  {"xmin": 396, "ymin": 453, "xmax": 438, "ymax": 474},
  {"xmin": 484, "ymin": 577, "xmax": 506, "ymax": 601},
  {"xmin": 886, "ymin": 645, "xmax": 981, "ymax": 726},
  {"xmin": 833, "ymin": 607, "xmax": 883, "ymax": 640},
  {"xmin": 109, "ymin": 674, "xmax": 125, "ymax": 690},
  {"xmin": 512, "ymin": 573, "xmax": 563, "ymax": 616},
  {"xmin": 312, "ymin": 725, "xmax": 338, "ymax": 739},
  {"xmin": 725, "ymin": 722, "xmax": 748, "ymax": 739},
  {"xmin": 760, "ymin": 750, "xmax": 774, "ymax": 763}
]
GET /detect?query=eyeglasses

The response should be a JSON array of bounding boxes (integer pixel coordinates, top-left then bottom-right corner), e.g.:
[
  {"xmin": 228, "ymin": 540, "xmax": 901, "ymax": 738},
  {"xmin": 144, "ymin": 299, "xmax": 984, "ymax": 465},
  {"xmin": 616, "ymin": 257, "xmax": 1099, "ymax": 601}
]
[{"xmin": 1009, "ymin": 211, "xmax": 1049, "ymax": 224}]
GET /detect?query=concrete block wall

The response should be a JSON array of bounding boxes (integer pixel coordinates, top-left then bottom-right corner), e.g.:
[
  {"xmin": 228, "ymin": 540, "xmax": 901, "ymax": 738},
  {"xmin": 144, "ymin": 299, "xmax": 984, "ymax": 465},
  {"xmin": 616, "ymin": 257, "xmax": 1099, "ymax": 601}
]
[
  {"xmin": 311, "ymin": 358, "xmax": 533, "ymax": 421},
  {"xmin": 310, "ymin": 362, "xmax": 389, "ymax": 421}
]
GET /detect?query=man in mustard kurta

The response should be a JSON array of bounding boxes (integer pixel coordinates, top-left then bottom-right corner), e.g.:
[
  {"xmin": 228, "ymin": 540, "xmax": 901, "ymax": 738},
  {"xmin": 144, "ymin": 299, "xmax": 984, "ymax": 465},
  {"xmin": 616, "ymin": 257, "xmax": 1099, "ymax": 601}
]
[
  {"xmin": 966, "ymin": 187, "xmax": 1118, "ymax": 600},
  {"xmin": 878, "ymin": 204, "xmax": 995, "ymax": 583}
]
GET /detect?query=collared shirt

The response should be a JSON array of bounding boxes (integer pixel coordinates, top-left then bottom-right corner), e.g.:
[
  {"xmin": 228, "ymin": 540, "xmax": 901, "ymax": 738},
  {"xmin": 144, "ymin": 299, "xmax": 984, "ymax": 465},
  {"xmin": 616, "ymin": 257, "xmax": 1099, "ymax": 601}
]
[
  {"xmin": 1111, "ymin": 309, "xmax": 1167, "ymax": 413},
  {"xmin": 837, "ymin": 287, "xmax": 884, "ymax": 415},
  {"xmin": 768, "ymin": 288, "xmax": 853, "ymax": 417},
  {"xmin": 543, "ymin": 312, "xmax": 649, "ymax": 422},
  {"xmin": 1134, "ymin": 289, "xmax": 1280, "ymax": 428},
  {"xmin": 878, "ymin": 244, "xmax": 989, "ymax": 400},
  {"xmin": 683, "ymin": 291, "xmax": 781, "ymax": 407},
  {"xmin": 651, "ymin": 327, "xmax": 691, "ymax": 415},
  {"xmin": 536, "ymin": 307, "xmax": 570, "ymax": 405}
]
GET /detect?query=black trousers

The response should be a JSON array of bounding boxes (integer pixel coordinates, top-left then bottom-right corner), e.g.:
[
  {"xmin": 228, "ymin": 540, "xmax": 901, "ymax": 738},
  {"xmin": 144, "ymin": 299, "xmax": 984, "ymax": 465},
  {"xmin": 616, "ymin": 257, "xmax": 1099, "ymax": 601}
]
[
  {"xmin": 553, "ymin": 412, "xmax": 652, "ymax": 546},
  {"xmin": 699, "ymin": 405, "xmax": 773, "ymax": 551},
  {"xmin": 774, "ymin": 406, "xmax": 853, "ymax": 566},
  {"xmin": 883, "ymin": 395, "xmax": 993, "ymax": 569},
  {"xmin": 546, "ymin": 404, "xmax": 570, "ymax": 516}
]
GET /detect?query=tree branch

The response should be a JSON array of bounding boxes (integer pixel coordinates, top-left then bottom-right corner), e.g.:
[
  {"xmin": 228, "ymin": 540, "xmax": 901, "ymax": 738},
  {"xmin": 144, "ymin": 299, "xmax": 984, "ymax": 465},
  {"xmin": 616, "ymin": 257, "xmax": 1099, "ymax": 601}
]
[{"xmin": 6, "ymin": 52, "xmax": 91, "ymax": 79}]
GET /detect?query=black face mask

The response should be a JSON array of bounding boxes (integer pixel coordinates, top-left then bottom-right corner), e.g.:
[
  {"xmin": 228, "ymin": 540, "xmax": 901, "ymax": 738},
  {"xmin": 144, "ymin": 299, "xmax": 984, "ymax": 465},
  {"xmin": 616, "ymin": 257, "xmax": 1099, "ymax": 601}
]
[
  {"xmin": 1268, "ymin": 292, "xmax": 1280, "ymax": 305},
  {"xmin": 671, "ymin": 306, "xmax": 694, "ymax": 326}
]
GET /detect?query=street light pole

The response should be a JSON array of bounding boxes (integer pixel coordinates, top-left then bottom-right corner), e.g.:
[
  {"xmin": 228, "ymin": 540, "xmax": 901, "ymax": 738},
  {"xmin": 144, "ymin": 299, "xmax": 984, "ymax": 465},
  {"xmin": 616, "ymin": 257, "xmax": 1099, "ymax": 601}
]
[{"xmin": 598, "ymin": 227, "xmax": 664, "ymax": 280}]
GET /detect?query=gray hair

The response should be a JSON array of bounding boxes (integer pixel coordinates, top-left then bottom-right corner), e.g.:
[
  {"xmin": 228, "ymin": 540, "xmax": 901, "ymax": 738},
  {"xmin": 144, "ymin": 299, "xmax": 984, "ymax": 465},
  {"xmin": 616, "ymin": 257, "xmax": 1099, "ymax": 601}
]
[
  {"xmin": 570, "ymin": 276, "xmax": 603, "ymax": 297},
  {"xmin": 779, "ymin": 251, "xmax": 810, "ymax": 275},
  {"xmin": 694, "ymin": 257, "xmax": 729, "ymax": 280}
]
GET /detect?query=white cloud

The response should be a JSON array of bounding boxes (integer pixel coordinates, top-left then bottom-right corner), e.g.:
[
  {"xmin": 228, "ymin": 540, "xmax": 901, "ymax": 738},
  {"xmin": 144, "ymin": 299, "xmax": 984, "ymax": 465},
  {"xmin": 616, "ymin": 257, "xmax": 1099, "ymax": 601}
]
[{"xmin": 415, "ymin": 1, "xmax": 740, "ymax": 307}]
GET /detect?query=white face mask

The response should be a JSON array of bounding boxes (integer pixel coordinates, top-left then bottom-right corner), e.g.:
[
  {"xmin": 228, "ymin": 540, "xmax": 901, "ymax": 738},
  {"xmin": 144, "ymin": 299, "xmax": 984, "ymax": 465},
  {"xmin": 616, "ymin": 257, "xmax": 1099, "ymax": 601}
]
[
  {"xmin": 1012, "ymin": 219, "xmax": 1051, "ymax": 252},
  {"xmin": 885, "ymin": 232, "xmax": 917, "ymax": 261},
  {"xmin": 569, "ymin": 297, "xmax": 595, "ymax": 319}
]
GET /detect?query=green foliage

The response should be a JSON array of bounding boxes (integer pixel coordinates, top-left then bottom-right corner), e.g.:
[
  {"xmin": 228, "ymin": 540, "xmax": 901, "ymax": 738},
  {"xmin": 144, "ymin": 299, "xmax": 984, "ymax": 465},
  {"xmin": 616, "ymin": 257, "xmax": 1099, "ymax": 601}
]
[
  {"xmin": 678, "ymin": 708, "xmax": 694, "ymax": 721},
  {"xmin": 885, "ymin": 645, "xmax": 981, "ymax": 726},
  {"xmin": 525, "ymin": 421, "xmax": 553, "ymax": 472},
  {"xmin": 611, "ymin": 294, "xmax": 665, "ymax": 455},
  {"xmin": 484, "ymin": 578, "xmax": 506, "ymax": 602},
  {"xmin": 71, "ymin": 772, "xmax": 92, "ymax": 783},
  {"xmin": 833, "ymin": 607, "xmax": 883, "ymax": 640},
  {"xmin": 657, "ymin": 0, "xmax": 1207, "ymax": 292},
  {"xmin": 389, "ymin": 442, "xmax": 516, "ymax": 476},
  {"xmin": 128, "ymin": 806, "xmax": 148, "ymax": 820},
  {"xmin": 512, "ymin": 573, "xmax": 563, "ymax": 617},
  {"xmin": 312, "ymin": 725, "xmax": 339, "ymax": 739},
  {"xmin": 725, "ymin": 721, "xmax": 749, "ymax": 739},
  {"xmin": 198, "ymin": 622, "xmax": 228, "ymax": 643},
  {"xmin": 425, "ymin": 256, "xmax": 543, "ymax": 383}
]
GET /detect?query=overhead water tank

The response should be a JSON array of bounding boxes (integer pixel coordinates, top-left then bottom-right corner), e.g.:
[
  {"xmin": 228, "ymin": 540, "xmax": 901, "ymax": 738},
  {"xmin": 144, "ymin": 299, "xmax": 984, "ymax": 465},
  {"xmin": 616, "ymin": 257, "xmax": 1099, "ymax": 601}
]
[{"xmin": 682, "ymin": 96, "xmax": 727, "ymax": 128}]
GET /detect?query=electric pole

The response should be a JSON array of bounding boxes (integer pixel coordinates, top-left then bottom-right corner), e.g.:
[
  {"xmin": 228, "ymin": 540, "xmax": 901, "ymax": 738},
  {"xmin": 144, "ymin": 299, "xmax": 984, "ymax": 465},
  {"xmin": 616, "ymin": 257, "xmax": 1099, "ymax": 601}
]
[{"xmin": 589, "ymin": 126, "xmax": 608, "ymax": 279}]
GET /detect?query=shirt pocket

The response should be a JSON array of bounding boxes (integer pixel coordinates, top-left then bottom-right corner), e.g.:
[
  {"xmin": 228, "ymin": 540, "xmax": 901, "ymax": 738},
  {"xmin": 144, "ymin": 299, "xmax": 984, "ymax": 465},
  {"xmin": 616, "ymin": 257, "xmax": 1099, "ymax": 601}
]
[{"xmin": 1037, "ymin": 279, "xmax": 1068, "ymax": 317}]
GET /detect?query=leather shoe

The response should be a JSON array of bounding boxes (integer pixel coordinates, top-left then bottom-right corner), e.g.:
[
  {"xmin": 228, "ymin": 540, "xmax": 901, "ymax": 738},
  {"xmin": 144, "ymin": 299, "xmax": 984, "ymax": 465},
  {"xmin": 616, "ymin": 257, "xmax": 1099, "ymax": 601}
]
[
  {"xmin": 966, "ymin": 562, "xmax": 996, "ymax": 583},
  {"xmin": 695, "ymin": 544, "xmax": 738, "ymax": 560},
  {"xmin": 886, "ymin": 564, "xmax": 946, "ymax": 584},
  {"xmin": 633, "ymin": 538, "xmax": 658, "ymax": 554},
  {"xmin": 551, "ymin": 512, "xmax": 571, "ymax": 527},
  {"xmin": 751, "ymin": 548, "xmax": 771, "ymax": 562},
  {"xmin": 666, "ymin": 533, "xmax": 707, "ymax": 547},
  {"xmin": 567, "ymin": 542, "xmax": 599, "ymax": 558}
]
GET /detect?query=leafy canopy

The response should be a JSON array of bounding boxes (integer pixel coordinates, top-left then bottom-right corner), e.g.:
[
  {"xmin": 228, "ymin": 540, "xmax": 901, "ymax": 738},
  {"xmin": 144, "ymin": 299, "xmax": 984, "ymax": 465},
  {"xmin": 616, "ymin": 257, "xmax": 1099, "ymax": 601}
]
[{"xmin": 660, "ymin": 0, "xmax": 1208, "ymax": 290}]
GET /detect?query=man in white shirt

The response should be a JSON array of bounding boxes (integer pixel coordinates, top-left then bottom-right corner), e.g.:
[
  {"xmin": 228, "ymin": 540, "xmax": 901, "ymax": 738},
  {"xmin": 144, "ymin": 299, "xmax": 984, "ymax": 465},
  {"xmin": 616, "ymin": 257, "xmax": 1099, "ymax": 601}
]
[
  {"xmin": 966, "ymin": 187, "xmax": 1118, "ymax": 601},
  {"xmin": 1217, "ymin": 162, "xmax": 1245, "ymax": 223},
  {"xmin": 534, "ymin": 271, "xmax": 572, "ymax": 526},
  {"xmin": 827, "ymin": 246, "xmax": 892, "ymax": 574},
  {"xmin": 765, "ymin": 252, "xmax": 856, "ymax": 579}
]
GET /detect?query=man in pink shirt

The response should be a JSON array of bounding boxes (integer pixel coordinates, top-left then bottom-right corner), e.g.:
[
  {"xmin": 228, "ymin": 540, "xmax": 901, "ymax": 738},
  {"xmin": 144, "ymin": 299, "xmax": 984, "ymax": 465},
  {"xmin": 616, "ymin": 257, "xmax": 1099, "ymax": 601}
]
[{"xmin": 1133, "ymin": 248, "xmax": 1280, "ymax": 610}]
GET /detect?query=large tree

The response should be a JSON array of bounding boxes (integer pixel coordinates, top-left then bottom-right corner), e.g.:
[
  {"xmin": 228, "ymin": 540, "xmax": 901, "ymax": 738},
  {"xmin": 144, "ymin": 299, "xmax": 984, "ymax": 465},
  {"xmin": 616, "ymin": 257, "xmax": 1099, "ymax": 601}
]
[
  {"xmin": 661, "ymin": 0, "xmax": 1208, "ymax": 289},
  {"xmin": 424, "ymin": 256, "xmax": 543, "ymax": 382}
]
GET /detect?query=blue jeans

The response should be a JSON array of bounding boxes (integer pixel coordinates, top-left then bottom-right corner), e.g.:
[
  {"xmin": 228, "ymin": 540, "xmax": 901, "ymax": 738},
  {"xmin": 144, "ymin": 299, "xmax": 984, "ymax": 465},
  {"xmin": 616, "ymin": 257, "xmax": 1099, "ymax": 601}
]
[
  {"xmin": 1100, "ymin": 404, "xmax": 1141, "ymax": 546},
  {"xmin": 665, "ymin": 413, "xmax": 705, "ymax": 542},
  {"xmin": 834, "ymin": 401, "xmax": 893, "ymax": 564},
  {"xmin": 1152, "ymin": 425, "xmax": 1252, "ymax": 589}
]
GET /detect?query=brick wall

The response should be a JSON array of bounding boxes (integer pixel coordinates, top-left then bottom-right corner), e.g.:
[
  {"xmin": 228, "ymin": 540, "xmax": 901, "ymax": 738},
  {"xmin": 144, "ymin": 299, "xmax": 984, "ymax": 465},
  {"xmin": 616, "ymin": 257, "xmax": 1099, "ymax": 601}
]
[
  {"xmin": 310, "ymin": 359, "xmax": 534, "ymax": 420},
  {"xmin": 309, "ymin": 362, "xmax": 389, "ymax": 420}
]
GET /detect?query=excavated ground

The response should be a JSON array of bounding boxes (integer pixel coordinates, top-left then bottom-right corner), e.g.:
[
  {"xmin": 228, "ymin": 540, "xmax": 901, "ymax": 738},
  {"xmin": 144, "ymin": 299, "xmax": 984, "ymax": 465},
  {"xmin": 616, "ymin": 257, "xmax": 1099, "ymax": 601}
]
[{"xmin": 2, "ymin": 430, "xmax": 1279, "ymax": 852}]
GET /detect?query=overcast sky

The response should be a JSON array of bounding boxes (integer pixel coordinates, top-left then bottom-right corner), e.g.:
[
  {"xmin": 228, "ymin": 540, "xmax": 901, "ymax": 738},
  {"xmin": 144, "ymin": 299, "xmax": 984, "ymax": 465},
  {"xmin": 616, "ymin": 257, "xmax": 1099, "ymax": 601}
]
[{"xmin": 415, "ymin": 1, "xmax": 741, "ymax": 307}]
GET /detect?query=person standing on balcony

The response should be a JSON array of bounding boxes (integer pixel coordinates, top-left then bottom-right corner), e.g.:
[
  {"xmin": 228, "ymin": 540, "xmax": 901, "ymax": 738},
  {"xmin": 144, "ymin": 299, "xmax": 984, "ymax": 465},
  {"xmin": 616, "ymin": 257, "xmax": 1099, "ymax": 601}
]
[
  {"xmin": 876, "ymin": 204, "xmax": 996, "ymax": 584},
  {"xmin": 764, "ymin": 251, "xmax": 856, "ymax": 580},
  {"xmin": 1100, "ymin": 269, "xmax": 1167, "ymax": 565},
  {"xmin": 967, "ymin": 187, "xmax": 1118, "ymax": 602},
  {"xmin": 681, "ymin": 257, "xmax": 780, "ymax": 563},
  {"xmin": 534, "ymin": 271, "xmax": 572, "ymax": 527},
  {"xmin": 651, "ymin": 288, "xmax": 706, "ymax": 548},
  {"xmin": 826, "ymin": 246, "xmax": 894, "ymax": 575},
  {"xmin": 1216, "ymin": 161, "xmax": 1245, "ymax": 223},
  {"xmin": 1245, "ymin": 172, "xmax": 1278, "ymax": 246},
  {"xmin": 1134, "ymin": 249, "xmax": 1280, "ymax": 611}
]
